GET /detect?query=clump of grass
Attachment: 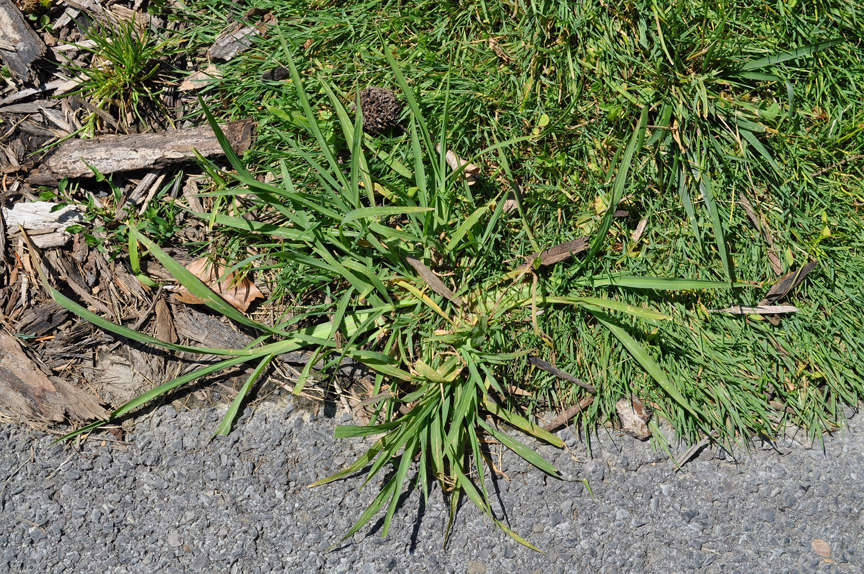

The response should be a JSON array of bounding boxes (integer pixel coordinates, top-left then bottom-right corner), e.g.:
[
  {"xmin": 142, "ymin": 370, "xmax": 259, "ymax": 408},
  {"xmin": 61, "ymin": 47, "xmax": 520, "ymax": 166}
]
[
  {"xmin": 65, "ymin": 19, "xmax": 177, "ymax": 132},
  {"xmin": 53, "ymin": 38, "xmax": 733, "ymax": 547},
  {"xmin": 53, "ymin": 0, "xmax": 864, "ymax": 550}
]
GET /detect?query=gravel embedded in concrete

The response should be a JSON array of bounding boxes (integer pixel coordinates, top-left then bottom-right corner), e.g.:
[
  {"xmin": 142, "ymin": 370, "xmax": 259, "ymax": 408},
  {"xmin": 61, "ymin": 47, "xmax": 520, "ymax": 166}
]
[{"xmin": 1, "ymin": 401, "xmax": 862, "ymax": 572}]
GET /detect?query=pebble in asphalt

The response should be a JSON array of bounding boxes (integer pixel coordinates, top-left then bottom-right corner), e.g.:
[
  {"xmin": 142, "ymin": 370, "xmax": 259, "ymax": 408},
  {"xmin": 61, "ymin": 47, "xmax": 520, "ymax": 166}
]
[{"xmin": 1, "ymin": 400, "xmax": 862, "ymax": 572}]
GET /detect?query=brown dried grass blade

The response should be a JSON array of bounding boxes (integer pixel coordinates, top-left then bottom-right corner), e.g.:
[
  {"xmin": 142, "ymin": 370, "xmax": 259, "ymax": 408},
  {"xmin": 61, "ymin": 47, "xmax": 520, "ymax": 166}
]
[
  {"xmin": 759, "ymin": 261, "xmax": 818, "ymax": 305},
  {"xmin": 405, "ymin": 256, "xmax": 463, "ymax": 306},
  {"xmin": 513, "ymin": 238, "xmax": 588, "ymax": 274},
  {"xmin": 712, "ymin": 304, "xmax": 799, "ymax": 315},
  {"xmin": 527, "ymin": 355, "xmax": 596, "ymax": 394}
]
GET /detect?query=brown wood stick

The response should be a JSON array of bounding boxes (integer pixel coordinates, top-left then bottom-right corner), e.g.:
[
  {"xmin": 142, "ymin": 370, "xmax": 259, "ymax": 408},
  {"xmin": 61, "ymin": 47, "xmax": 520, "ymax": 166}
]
[{"xmin": 542, "ymin": 396, "xmax": 594, "ymax": 432}]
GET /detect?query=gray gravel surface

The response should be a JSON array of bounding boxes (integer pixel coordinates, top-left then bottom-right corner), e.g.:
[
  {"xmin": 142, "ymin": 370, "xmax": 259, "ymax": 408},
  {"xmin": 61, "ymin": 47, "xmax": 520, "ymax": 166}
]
[{"xmin": 1, "ymin": 400, "xmax": 862, "ymax": 573}]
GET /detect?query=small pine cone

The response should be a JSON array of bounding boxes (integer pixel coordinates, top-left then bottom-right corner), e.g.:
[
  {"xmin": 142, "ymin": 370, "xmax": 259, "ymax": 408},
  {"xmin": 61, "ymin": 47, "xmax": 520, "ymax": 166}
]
[{"xmin": 357, "ymin": 87, "xmax": 402, "ymax": 135}]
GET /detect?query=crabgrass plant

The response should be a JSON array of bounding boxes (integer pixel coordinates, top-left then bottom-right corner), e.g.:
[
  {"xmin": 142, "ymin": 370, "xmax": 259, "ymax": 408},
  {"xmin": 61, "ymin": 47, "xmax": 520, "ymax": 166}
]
[
  {"xmin": 49, "ymin": 42, "xmax": 747, "ymax": 548},
  {"xmin": 52, "ymin": 0, "xmax": 864, "ymax": 542}
]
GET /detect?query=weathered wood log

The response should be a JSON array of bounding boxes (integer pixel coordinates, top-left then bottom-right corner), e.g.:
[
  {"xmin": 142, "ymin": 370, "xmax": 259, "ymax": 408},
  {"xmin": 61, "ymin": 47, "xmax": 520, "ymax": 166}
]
[
  {"xmin": 29, "ymin": 119, "xmax": 256, "ymax": 185},
  {"xmin": 0, "ymin": 0, "xmax": 46, "ymax": 82}
]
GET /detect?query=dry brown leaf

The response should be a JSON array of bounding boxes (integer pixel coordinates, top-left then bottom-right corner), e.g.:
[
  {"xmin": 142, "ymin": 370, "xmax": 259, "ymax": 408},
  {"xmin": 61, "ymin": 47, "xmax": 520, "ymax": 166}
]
[
  {"xmin": 434, "ymin": 143, "xmax": 480, "ymax": 185},
  {"xmin": 178, "ymin": 64, "xmax": 222, "ymax": 92},
  {"xmin": 811, "ymin": 539, "xmax": 831, "ymax": 559},
  {"xmin": 501, "ymin": 198, "xmax": 519, "ymax": 214},
  {"xmin": 759, "ymin": 261, "xmax": 818, "ymax": 305},
  {"xmin": 173, "ymin": 257, "xmax": 263, "ymax": 312},
  {"xmin": 616, "ymin": 397, "xmax": 652, "ymax": 440}
]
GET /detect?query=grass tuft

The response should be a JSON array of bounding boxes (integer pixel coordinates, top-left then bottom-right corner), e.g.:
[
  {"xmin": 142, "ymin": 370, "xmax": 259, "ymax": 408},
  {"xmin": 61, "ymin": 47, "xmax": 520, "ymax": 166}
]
[{"xmin": 54, "ymin": 0, "xmax": 864, "ymax": 549}]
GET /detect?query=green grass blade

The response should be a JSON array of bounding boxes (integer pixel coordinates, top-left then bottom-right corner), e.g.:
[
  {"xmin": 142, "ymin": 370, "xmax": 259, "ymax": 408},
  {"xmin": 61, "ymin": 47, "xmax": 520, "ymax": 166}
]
[
  {"xmin": 591, "ymin": 311, "xmax": 700, "ymax": 419},
  {"xmin": 578, "ymin": 108, "xmax": 648, "ymax": 272},
  {"xmin": 740, "ymin": 129, "xmax": 782, "ymax": 174},
  {"xmin": 478, "ymin": 419, "xmax": 560, "ymax": 477},
  {"xmin": 541, "ymin": 295, "xmax": 670, "ymax": 322},
  {"xmin": 495, "ymin": 144, "xmax": 539, "ymax": 252},
  {"xmin": 482, "ymin": 396, "xmax": 563, "ymax": 447},
  {"xmin": 309, "ymin": 438, "xmax": 386, "ymax": 487},
  {"xmin": 581, "ymin": 276, "xmax": 731, "ymax": 290},
  {"xmin": 49, "ymin": 285, "xmax": 249, "ymax": 356},
  {"xmin": 112, "ymin": 355, "xmax": 252, "ymax": 418},
  {"xmin": 674, "ymin": 159, "xmax": 703, "ymax": 250},
  {"xmin": 342, "ymin": 206, "xmax": 433, "ymax": 224},
  {"xmin": 341, "ymin": 474, "xmax": 398, "ymax": 541},
  {"xmin": 191, "ymin": 211, "xmax": 313, "ymax": 241},
  {"xmin": 384, "ymin": 47, "xmax": 436, "ymax": 172},
  {"xmin": 409, "ymin": 117, "xmax": 428, "ymax": 208},
  {"xmin": 127, "ymin": 228, "xmax": 157, "ymax": 287},
  {"xmin": 132, "ymin": 228, "xmax": 283, "ymax": 335},
  {"xmin": 446, "ymin": 203, "xmax": 489, "ymax": 253},
  {"xmin": 739, "ymin": 39, "xmax": 841, "ymax": 71},
  {"xmin": 495, "ymin": 520, "xmax": 543, "ymax": 552},
  {"xmin": 364, "ymin": 134, "xmax": 413, "ymax": 179},
  {"xmin": 334, "ymin": 419, "xmax": 403, "ymax": 438},
  {"xmin": 690, "ymin": 161, "xmax": 733, "ymax": 283},
  {"xmin": 214, "ymin": 354, "xmax": 274, "ymax": 436},
  {"xmin": 320, "ymin": 79, "xmax": 374, "ymax": 207},
  {"xmin": 277, "ymin": 31, "xmax": 348, "ymax": 190},
  {"xmin": 198, "ymin": 98, "xmax": 251, "ymax": 177},
  {"xmin": 57, "ymin": 419, "xmax": 109, "ymax": 442},
  {"xmin": 382, "ymin": 435, "xmax": 419, "ymax": 537}
]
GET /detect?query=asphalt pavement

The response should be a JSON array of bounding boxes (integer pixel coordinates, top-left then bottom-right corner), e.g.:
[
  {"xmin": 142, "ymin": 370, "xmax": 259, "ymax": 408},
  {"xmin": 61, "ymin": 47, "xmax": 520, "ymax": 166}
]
[{"xmin": 1, "ymin": 399, "xmax": 862, "ymax": 572}]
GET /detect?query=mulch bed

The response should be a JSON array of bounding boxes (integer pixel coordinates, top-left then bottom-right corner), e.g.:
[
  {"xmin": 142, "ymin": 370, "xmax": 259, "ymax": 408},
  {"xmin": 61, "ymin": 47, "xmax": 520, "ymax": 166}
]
[{"xmin": 0, "ymin": 0, "xmax": 340, "ymax": 433}]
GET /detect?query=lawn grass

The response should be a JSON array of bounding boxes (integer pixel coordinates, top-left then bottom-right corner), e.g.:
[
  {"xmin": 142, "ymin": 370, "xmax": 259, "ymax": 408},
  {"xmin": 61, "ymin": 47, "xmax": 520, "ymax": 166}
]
[
  {"xmin": 57, "ymin": 0, "xmax": 864, "ymax": 547},
  {"xmin": 184, "ymin": 0, "xmax": 864, "ymax": 437}
]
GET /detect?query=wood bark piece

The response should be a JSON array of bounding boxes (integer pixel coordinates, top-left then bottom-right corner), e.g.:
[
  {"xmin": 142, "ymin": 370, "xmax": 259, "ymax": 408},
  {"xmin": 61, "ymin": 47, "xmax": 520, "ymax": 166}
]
[
  {"xmin": 208, "ymin": 13, "xmax": 275, "ymax": 61},
  {"xmin": 2, "ymin": 201, "xmax": 84, "ymax": 248},
  {"xmin": 14, "ymin": 300, "xmax": 70, "ymax": 338},
  {"xmin": 0, "ymin": 0, "xmax": 46, "ymax": 81},
  {"xmin": 29, "ymin": 119, "xmax": 256, "ymax": 185},
  {"xmin": 0, "ymin": 332, "xmax": 106, "ymax": 422}
]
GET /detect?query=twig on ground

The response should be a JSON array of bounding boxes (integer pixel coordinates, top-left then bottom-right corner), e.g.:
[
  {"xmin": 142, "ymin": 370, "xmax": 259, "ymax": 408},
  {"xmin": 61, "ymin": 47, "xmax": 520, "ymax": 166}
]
[
  {"xmin": 812, "ymin": 153, "xmax": 864, "ymax": 178},
  {"xmin": 673, "ymin": 435, "xmax": 712, "ymax": 472},
  {"xmin": 528, "ymin": 355, "xmax": 596, "ymax": 394},
  {"xmin": 542, "ymin": 396, "xmax": 594, "ymax": 432}
]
